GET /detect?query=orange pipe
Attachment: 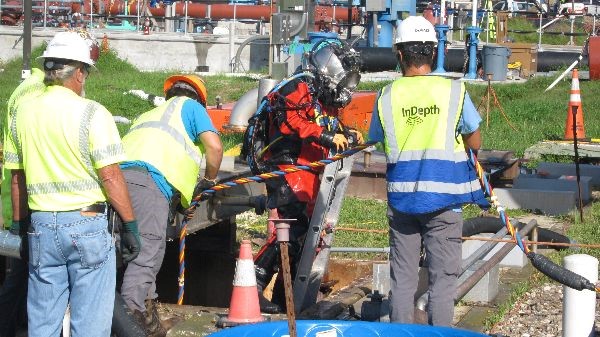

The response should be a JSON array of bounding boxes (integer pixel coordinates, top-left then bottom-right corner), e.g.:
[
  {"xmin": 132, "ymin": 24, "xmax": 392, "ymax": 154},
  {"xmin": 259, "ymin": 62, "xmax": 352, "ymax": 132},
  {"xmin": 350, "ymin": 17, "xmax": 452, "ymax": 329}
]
[{"xmin": 88, "ymin": 0, "xmax": 358, "ymax": 23}]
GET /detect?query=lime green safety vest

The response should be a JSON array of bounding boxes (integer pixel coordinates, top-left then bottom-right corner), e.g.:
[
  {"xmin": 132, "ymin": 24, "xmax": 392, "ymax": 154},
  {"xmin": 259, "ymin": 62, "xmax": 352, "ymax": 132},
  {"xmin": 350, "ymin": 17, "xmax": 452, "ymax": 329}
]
[
  {"xmin": 123, "ymin": 97, "xmax": 203, "ymax": 208},
  {"xmin": 5, "ymin": 85, "xmax": 126, "ymax": 211},
  {"xmin": 377, "ymin": 76, "xmax": 485, "ymax": 214},
  {"xmin": 3, "ymin": 68, "xmax": 45, "ymax": 174}
]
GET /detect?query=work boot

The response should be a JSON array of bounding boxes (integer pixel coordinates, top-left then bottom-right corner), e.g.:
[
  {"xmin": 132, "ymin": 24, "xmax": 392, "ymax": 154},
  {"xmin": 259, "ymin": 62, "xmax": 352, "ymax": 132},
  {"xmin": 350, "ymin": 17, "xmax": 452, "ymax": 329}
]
[
  {"xmin": 255, "ymin": 239, "xmax": 282, "ymax": 314},
  {"xmin": 257, "ymin": 284, "xmax": 282, "ymax": 314},
  {"xmin": 143, "ymin": 299, "xmax": 168, "ymax": 337}
]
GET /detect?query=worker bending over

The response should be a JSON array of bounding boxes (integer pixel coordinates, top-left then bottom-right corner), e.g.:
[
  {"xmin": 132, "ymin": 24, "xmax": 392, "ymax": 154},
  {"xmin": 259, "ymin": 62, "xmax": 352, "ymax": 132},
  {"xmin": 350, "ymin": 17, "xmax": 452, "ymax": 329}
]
[
  {"xmin": 119, "ymin": 74, "xmax": 223, "ymax": 336},
  {"xmin": 246, "ymin": 39, "xmax": 364, "ymax": 313},
  {"xmin": 4, "ymin": 31, "xmax": 139, "ymax": 337},
  {"xmin": 368, "ymin": 16, "xmax": 488, "ymax": 326}
]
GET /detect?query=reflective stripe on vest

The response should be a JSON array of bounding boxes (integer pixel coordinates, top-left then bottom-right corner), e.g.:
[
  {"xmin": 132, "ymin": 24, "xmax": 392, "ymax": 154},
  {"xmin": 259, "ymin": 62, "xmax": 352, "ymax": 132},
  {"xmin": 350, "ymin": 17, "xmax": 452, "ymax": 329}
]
[
  {"xmin": 6, "ymin": 69, "xmax": 45, "ymax": 166},
  {"xmin": 128, "ymin": 98, "xmax": 202, "ymax": 165},
  {"xmin": 378, "ymin": 76, "xmax": 484, "ymax": 213},
  {"xmin": 123, "ymin": 97, "xmax": 203, "ymax": 207}
]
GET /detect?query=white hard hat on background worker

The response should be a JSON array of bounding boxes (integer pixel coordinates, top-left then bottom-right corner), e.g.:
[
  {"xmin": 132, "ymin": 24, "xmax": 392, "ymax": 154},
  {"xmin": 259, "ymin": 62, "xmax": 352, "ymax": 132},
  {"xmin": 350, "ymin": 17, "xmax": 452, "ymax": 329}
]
[
  {"xmin": 395, "ymin": 16, "xmax": 438, "ymax": 44},
  {"xmin": 38, "ymin": 31, "xmax": 98, "ymax": 68}
]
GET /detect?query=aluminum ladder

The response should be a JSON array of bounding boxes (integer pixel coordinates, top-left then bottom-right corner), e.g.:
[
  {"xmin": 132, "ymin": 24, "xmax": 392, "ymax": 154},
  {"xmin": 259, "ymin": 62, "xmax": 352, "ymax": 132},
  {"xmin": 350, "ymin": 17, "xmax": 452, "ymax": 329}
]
[{"xmin": 292, "ymin": 154, "xmax": 356, "ymax": 313}]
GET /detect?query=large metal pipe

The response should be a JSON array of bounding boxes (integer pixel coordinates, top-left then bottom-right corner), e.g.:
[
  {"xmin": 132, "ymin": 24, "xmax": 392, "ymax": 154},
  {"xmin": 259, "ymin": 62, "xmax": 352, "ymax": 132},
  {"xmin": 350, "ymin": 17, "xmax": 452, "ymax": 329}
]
[
  {"xmin": 357, "ymin": 47, "xmax": 589, "ymax": 73},
  {"xmin": 23, "ymin": 0, "xmax": 32, "ymax": 78},
  {"xmin": 89, "ymin": 0, "xmax": 358, "ymax": 23},
  {"xmin": 461, "ymin": 226, "xmax": 508, "ymax": 271},
  {"xmin": 456, "ymin": 219, "xmax": 537, "ymax": 299},
  {"xmin": 416, "ymin": 219, "xmax": 537, "ymax": 314},
  {"xmin": 224, "ymin": 87, "xmax": 259, "ymax": 131},
  {"xmin": 0, "ymin": 229, "xmax": 21, "ymax": 259}
]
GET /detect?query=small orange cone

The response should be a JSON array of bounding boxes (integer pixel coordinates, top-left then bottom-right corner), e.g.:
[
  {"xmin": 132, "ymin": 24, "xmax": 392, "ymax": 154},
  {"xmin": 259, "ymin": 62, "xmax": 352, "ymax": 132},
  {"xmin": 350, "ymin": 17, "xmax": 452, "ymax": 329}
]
[
  {"xmin": 217, "ymin": 240, "xmax": 265, "ymax": 327},
  {"xmin": 564, "ymin": 68, "xmax": 586, "ymax": 140}
]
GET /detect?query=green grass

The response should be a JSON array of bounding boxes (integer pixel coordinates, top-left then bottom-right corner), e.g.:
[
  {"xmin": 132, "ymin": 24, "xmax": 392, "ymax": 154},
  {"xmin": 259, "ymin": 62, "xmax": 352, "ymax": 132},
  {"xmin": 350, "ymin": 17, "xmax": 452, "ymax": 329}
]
[
  {"xmin": 0, "ymin": 47, "xmax": 260, "ymax": 136},
  {"xmin": 483, "ymin": 279, "xmax": 534, "ymax": 330},
  {"xmin": 359, "ymin": 76, "xmax": 600, "ymax": 158},
  {"xmin": 506, "ymin": 16, "xmax": 588, "ymax": 45}
]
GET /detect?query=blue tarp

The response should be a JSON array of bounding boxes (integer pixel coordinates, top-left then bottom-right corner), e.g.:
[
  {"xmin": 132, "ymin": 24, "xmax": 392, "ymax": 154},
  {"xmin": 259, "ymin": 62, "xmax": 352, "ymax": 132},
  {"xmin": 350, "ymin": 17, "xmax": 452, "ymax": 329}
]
[{"xmin": 207, "ymin": 320, "xmax": 490, "ymax": 337}]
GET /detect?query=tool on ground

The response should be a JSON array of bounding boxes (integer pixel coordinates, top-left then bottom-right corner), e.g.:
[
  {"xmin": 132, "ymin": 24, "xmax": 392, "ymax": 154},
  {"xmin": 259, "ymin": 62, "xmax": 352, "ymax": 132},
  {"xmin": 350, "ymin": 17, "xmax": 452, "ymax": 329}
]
[
  {"xmin": 217, "ymin": 240, "xmax": 265, "ymax": 327},
  {"xmin": 571, "ymin": 105, "xmax": 584, "ymax": 222},
  {"xmin": 476, "ymin": 73, "xmax": 518, "ymax": 131},
  {"xmin": 271, "ymin": 218, "xmax": 298, "ymax": 337},
  {"xmin": 563, "ymin": 68, "xmax": 586, "ymax": 221}
]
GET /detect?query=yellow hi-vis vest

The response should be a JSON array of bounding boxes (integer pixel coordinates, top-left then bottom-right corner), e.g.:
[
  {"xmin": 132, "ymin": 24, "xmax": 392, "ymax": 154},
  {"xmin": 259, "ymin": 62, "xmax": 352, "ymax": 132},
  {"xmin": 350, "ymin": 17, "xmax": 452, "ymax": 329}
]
[
  {"xmin": 3, "ymin": 68, "xmax": 45, "ymax": 182},
  {"xmin": 4, "ymin": 85, "xmax": 126, "ymax": 211},
  {"xmin": 377, "ymin": 76, "xmax": 485, "ymax": 214},
  {"xmin": 123, "ymin": 97, "xmax": 203, "ymax": 208}
]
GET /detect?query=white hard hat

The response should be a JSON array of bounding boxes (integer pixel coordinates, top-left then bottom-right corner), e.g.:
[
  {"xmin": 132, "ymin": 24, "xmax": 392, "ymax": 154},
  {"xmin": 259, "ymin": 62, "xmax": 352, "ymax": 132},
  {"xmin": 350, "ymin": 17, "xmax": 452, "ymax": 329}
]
[
  {"xmin": 395, "ymin": 16, "xmax": 437, "ymax": 44},
  {"xmin": 38, "ymin": 31, "xmax": 96, "ymax": 66}
]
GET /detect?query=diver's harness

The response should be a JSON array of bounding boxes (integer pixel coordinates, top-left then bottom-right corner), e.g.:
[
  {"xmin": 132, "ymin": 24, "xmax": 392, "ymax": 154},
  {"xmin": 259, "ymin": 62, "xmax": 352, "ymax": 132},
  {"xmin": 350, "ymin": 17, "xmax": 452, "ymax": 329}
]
[{"xmin": 241, "ymin": 72, "xmax": 355, "ymax": 175}]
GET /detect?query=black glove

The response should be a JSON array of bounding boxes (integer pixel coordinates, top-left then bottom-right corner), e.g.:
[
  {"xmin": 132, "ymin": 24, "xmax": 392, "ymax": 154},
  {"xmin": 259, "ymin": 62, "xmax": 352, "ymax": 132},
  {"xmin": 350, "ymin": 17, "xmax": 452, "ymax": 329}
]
[
  {"xmin": 318, "ymin": 130, "xmax": 336, "ymax": 148},
  {"xmin": 193, "ymin": 177, "xmax": 217, "ymax": 201},
  {"xmin": 9, "ymin": 220, "xmax": 21, "ymax": 235},
  {"xmin": 121, "ymin": 220, "xmax": 141, "ymax": 263},
  {"xmin": 167, "ymin": 192, "xmax": 185, "ymax": 226}
]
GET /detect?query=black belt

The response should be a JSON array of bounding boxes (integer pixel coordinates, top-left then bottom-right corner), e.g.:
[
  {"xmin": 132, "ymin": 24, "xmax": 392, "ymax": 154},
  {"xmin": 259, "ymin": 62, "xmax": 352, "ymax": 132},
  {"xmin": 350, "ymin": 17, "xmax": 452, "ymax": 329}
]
[{"xmin": 79, "ymin": 203, "xmax": 107, "ymax": 213}]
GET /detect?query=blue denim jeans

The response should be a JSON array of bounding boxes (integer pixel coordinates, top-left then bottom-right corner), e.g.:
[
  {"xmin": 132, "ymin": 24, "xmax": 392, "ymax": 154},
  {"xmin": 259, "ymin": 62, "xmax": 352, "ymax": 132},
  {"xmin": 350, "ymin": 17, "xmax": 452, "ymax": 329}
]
[{"xmin": 28, "ymin": 210, "xmax": 115, "ymax": 337}]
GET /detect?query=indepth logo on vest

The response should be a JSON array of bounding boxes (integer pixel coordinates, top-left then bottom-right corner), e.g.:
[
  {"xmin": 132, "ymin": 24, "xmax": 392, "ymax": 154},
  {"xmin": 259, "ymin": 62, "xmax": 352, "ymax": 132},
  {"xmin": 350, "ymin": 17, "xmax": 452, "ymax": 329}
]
[{"xmin": 402, "ymin": 105, "xmax": 440, "ymax": 125}]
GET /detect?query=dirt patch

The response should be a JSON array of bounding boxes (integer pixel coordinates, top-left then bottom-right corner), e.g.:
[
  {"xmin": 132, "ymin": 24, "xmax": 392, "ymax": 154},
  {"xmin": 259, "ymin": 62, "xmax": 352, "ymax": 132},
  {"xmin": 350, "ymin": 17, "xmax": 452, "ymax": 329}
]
[{"xmin": 325, "ymin": 259, "xmax": 375, "ymax": 294}]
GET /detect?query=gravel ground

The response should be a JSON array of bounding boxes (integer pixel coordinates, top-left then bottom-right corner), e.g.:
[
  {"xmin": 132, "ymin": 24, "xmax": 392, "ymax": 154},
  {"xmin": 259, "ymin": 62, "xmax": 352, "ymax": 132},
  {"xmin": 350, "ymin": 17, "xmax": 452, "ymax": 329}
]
[{"xmin": 488, "ymin": 283, "xmax": 599, "ymax": 336}]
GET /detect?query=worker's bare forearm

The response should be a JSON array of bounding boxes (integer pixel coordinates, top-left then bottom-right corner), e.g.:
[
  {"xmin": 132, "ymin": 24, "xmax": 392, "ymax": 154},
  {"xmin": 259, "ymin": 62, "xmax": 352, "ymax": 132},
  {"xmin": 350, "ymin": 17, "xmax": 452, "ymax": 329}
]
[
  {"xmin": 199, "ymin": 132, "xmax": 223, "ymax": 180},
  {"xmin": 10, "ymin": 169, "xmax": 29, "ymax": 221},
  {"xmin": 98, "ymin": 164, "xmax": 136, "ymax": 222},
  {"xmin": 462, "ymin": 129, "xmax": 482, "ymax": 151}
]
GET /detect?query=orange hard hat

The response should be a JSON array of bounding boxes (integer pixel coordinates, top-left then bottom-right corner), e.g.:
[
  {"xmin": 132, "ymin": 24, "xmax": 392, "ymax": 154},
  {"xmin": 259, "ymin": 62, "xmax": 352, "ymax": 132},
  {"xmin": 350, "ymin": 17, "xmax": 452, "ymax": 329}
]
[{"xmin": 163, "ymin": 74, "xmax": 207, "ymax": 105}]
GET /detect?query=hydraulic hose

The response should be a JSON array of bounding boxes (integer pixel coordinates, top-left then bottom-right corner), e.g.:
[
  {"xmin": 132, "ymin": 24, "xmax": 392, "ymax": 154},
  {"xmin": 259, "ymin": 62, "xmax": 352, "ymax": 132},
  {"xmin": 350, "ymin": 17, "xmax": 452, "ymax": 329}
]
[
  {"xmin": 462, "ymin": 217, "xmax": 573, "ymax": 250},
  {"xmin": 470, "ymin": 150, "xmax": 598, "ymax": 293}
]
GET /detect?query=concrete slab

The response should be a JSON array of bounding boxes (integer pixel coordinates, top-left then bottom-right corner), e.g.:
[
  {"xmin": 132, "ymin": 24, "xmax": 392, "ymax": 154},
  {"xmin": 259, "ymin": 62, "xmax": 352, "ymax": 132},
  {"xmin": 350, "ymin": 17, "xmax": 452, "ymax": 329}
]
[
  {"xmin": 537, "ymin": 162, "xmax": 600, "ymax": 187},
  {"xmin": 524, "ymin": 140, "xmax": 600, "ymax": 161},
  {"xmin": 462, "ymin": 233, "xmax": 529, "ymax": 268},
  {"xmin": 513, "ymin": 173, "xmax": 592, "ymax": 203},
  {"xmin": 493, "ymin": 187, "xmax": 576, "ymax": 215},
  {"xmin": 462, "ymin": 260, "xmax": 500, "ymax": 304}
]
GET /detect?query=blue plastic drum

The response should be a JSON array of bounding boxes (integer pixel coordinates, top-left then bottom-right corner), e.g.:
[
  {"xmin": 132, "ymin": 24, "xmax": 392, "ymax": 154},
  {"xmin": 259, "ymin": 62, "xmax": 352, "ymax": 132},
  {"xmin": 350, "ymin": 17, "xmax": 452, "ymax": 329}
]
[{"xmin": 207, "ymin": 320, "xmax": 489, "ymax": 337}]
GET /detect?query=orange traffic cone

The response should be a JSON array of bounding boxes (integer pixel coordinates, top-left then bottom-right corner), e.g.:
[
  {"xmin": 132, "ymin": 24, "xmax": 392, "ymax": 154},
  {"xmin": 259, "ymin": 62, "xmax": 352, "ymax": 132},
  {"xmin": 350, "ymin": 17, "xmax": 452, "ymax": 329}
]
[
  {"xmin": 217, "ymin": 240, "xmax": 265, "ymax": 327},
  {"xmin": 564, "ymin": 68, "xmax": 586, "ymax": 140}
]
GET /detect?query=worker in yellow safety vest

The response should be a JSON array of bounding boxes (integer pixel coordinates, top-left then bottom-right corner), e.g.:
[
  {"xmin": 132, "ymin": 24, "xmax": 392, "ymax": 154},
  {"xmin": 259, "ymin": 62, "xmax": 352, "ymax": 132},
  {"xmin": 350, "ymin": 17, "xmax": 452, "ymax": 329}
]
[
  {"xmin": 485, "ymin": 0, "xmax": 497, "ymax": 40},
  {"xmin": 368, "ymin": 16, "xmax": 488, "ymax": 326},
  {"xmin": 119, "ymin": 74, "xmax": 223, "ymax": 336},
  {"xmin": 3, "ymin": 31, "xmax": 140, "ymax": 337}
]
